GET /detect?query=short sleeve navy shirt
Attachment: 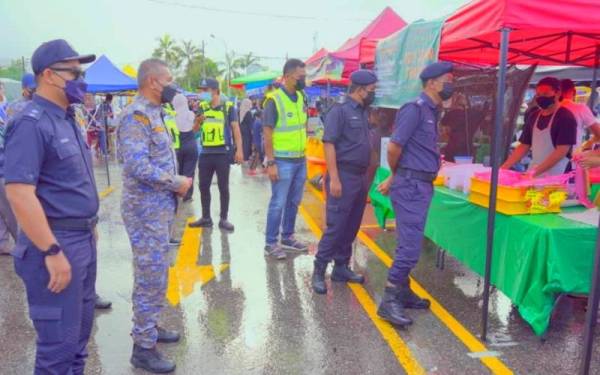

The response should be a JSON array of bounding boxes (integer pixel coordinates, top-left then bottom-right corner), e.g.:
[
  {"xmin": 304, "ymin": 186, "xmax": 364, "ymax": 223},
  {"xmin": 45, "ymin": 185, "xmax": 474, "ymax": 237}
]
[{"xmin": 4, "ymin": 95, "xmax": 99, "ymax": 219}]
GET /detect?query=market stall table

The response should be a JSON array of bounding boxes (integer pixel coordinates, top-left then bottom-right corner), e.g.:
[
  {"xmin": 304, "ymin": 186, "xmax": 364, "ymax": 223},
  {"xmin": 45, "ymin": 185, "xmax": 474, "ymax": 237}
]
[{"xmin": 370, "ymin": 167, "xmax": 597, "ymax": 336}]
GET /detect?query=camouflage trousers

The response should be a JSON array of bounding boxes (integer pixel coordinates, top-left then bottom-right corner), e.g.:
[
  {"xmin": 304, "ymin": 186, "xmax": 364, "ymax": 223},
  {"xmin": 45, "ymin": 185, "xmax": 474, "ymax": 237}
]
[{"xmin": 121, "ymin": 192, "xmax": 176, "ymax": 349}]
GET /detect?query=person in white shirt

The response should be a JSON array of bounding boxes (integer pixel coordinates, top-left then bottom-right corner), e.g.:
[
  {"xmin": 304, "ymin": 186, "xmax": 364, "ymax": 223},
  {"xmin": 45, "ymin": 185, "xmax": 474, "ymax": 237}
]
[
  {"xmin": 173, "ymin": 93, "xmax": 198, "ymax": 202},
  {"xmin": 560, "ymin": 79, "xmax": 600, "ymax": 150}
]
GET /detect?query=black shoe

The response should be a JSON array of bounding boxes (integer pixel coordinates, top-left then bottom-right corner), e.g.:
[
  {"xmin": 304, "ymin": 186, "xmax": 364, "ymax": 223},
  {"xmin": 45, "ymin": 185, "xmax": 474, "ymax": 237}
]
[
  {"xmin": 94, "ymin": 294, "xmax": 112, "ymax": 310},
  {"xmin": 130, "ymin": 344, "xmax": 176, "ymax": 373},
  {"xmin": 398, "ymin": 279, "xmax": 430, "ymax": 309},
  {"xmin": 157, "ymin": 327, "xmax": 180, "ymax": 343},
  {"xmin": 219, "ymin": 219, "xmax": 235, "ymax": 232},
  {"xmin": 168, "ymin": 238, "xmax": 181, "ymax": 246},
  {"xmin": 377, "ymin": 287, "xmax": 413, "ymax": 327},
  {"xmin": 312, "ymin": 260, "xmax": 328, "ymax": 294},
  {"xmin": 189, "ymin": 218, "xmax": 213, "ymax": 228},
  {"xmin": 331, "ymin": 264, "xmax": 365, "ymax": 284}
]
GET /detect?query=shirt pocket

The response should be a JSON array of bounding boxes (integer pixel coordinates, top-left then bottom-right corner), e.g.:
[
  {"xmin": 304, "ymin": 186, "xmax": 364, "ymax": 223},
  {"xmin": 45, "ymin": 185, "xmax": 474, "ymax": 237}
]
[
  {"xmin": 54, "ymin": 142, "xmax": 84, "ymax": 176},
  {"xmin": 149, "ymin": 127, "xmax": 171, "ymax": 158},
  {"xmin": 346, "ymin": 119, "xmax": 365, "ymax": 141}
]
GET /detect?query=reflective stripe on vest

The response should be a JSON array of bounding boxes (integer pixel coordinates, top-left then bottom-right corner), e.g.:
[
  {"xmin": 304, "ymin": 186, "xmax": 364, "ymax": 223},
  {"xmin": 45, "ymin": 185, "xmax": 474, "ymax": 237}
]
[
  {"xmin": 269, "ymin": 89, "xmax": 307, "ymax": 158},
  {"xmin": 200, "ymin": 101, "xmax": 233, "ymax": 147}
]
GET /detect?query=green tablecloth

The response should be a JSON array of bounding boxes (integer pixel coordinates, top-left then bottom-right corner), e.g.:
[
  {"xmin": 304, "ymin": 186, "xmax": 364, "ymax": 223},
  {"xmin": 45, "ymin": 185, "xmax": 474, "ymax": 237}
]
[{"xmin": 370, "ymin": 167, "xmax": 598, "ymax": 335}]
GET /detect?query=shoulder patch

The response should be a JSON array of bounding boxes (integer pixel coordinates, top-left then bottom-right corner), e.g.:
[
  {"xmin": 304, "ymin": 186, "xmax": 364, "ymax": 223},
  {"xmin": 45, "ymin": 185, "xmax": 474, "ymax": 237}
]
[
  {"xmin": 22, "ymin": 103, "xmax": 43, "ymax": 121},
  {"xmin": 133, "ymin": 111, "xmax": 150, "ymax": 126}
]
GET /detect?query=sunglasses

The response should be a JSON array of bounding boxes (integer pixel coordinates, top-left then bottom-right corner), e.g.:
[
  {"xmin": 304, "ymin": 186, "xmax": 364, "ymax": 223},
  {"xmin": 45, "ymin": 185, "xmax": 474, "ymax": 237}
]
[{"xmin": 51, "ymin": 67, "xmax": 86, "ymax": 80}]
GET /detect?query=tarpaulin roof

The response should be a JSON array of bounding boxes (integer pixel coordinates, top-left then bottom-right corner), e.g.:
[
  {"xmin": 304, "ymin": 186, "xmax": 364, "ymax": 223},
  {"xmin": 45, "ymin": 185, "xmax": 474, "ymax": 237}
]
[
  {"xmin": 439, "ymin": 0, "xmax": 600, "ymax": 67},
  {"xmin": 230, "ymin": 70, "xmax": 280, "ymax": 85},
  {"xmin": 331, "ymin": 7, "xmax": 407, "ymax": 61},
  {"xmin": 85, "ymin": 55, "xmax": 138, "ymax": 93},
  {"xmin": 359, "ymin": 38, "xmax": 379, "ymax": 65}
]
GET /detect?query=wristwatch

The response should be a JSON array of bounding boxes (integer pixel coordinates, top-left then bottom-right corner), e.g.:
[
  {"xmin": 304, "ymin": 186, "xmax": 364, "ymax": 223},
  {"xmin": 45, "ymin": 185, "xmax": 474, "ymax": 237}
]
[
  {"xmin": 43, "ymin": 244, "xmax": 62, "ymax": 257},
  {"xmin": 266, "ymin": 160, "xmax": 276, "ymax": 167}
]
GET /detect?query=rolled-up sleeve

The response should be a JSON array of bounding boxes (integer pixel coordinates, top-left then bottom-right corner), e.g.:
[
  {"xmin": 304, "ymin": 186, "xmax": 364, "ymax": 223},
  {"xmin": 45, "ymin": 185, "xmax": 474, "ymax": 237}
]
[
  {"xmin": 262, "ymin": 99, "xmax": 278, "ymax": 128},
  {"xmin": 5, "ymin": 118, "xmax": 45, "ymax": 185},
  {"xmin": 390, "ymin": 104, "xmax": 419, "ymax": 146}
]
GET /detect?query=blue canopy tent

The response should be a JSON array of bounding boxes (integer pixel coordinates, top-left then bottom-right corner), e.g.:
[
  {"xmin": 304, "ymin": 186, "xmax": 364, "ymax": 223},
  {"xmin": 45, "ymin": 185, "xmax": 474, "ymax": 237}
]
[{"xmin": 85, "ymin": 55, "xmax": 138, "ymax": 93}]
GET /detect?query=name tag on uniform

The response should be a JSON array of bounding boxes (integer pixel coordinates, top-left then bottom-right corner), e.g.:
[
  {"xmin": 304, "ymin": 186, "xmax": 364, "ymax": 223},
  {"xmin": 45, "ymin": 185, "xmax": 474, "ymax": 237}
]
[
  {"xmin": 60, "ymin": 138, "xmax": 70, "ymax": 143},
  {"xmin": 133, "ymin": 114, "xmax": 150, "ymax": 126},
  {"xmin": 427, "ymin": 120, "xmax": 434, "ymax": 124},
  {"xmin": 287, "ymin": 112, "xmax": 293, "ymax": 118},
  {"xmin": 153, "ymin": 126, "xmax": 165, "ymax": 133}
]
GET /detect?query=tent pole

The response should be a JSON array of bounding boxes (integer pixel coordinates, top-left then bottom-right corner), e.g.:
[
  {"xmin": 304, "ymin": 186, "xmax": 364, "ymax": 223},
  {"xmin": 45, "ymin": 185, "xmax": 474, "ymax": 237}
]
[
  {"xmin": 588, "ymin": 45, "xmax": 599, "ymax": 111},
  {"xmin": 579, "ymin": 215, "xmax": 600, "ymax": 375},
  {"xmin": 481, "ymin": 27, "xmax": 510, "ymax": 342},
  {"xmin": 104, "ymin": 115, "xmax": 111, "ymax": 187},
  {"xmin": 579, "ymin": 46, "xmax": 600, "ymax": 375}
]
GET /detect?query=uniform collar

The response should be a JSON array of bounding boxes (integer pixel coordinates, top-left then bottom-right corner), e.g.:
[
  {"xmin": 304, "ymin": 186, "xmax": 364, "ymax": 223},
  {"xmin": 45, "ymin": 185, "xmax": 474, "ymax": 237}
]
[
  {"xmin": 419, "ymin": 92, "xmax": 438, "ymax": 110},
  {"xmin": 136, "ymin": 94, "xmax": 161, "ymax": 109},
  {"xmin": 33, "ymin": 94, "xmax": 67, "ymax": 118},
  {"xmin": 348, "ymin": 97, "xmax": 363, "ymax": 109}
]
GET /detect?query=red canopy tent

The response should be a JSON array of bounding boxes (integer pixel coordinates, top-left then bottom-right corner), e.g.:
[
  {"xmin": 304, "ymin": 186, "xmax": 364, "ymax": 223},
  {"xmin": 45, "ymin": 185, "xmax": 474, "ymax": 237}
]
[
  {"xmin": 434, "ymin": 2, "xmax": 600, "ymax": 363},
  {"xmin": 439, "ymin": 0, "xmax": 600, "ymax": 67},
  {"xmin": 306, "ymin": 48, "xmax": 329, "ymax": 66}
]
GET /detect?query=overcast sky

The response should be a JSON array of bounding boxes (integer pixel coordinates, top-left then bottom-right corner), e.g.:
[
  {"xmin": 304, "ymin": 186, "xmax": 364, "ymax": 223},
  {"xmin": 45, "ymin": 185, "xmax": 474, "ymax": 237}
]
[{"xmin": 0, "ymin": 0, "xmax": 468, "ymax": 71}]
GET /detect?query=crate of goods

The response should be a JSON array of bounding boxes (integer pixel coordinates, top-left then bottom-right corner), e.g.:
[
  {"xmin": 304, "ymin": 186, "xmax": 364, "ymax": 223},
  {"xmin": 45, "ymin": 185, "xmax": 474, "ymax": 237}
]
[{"xmin": 468, "ymin": 171, "xmax": 568, "ymax": 215}]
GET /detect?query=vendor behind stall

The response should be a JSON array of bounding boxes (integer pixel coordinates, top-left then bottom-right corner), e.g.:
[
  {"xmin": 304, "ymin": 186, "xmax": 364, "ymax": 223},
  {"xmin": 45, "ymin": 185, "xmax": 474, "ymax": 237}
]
[
  {"xmin": 502, "ymin": 77, "xmax": 577, "ymax": 177},
  {"xmin": 560, "ymin": 78, "xmax": 600, "ymax": 150}
]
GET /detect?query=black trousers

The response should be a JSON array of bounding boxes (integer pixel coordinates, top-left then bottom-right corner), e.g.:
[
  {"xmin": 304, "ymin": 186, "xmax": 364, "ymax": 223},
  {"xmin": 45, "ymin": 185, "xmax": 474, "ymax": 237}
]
[
  {"xmin": 177, "ymin": 131, "xmax": 199, "ymax": 200},
  {"xmin": 198, "ymin": 153, "xmax": 230, "ymax": 220},
  {"xmin": 241, "ymin": 124, "xmax": 253, "ymax": 161}
]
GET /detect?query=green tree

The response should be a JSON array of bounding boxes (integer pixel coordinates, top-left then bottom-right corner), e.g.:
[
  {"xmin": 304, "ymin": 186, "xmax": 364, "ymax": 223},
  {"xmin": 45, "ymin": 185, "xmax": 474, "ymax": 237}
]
[
  {"xmin": 235, "ymin": 52, "xmax": 260, "ymax": 75},
  {"xmin": 0, "ymin": 60, "xmax": 25, "ymax": 81},
  {"xmin": 152, "ymin": 34, "xmax": 182, "ymax": 71},
  {"xmin": 175, "ymin": 40, "xmax": 201, "ymax": 88},
  {"xmin": 177, "ymin": 56, "xmax": 223, "ymax": 92},
  {"xmin": 219, "ymin": 51, "xmax": 241, "ymax": 95}
]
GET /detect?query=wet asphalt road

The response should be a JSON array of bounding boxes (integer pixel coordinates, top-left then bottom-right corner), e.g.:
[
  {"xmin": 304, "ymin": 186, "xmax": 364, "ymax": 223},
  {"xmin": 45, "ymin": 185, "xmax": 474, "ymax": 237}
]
[{"xmin": 1, "ymin": 162, "xmax": 600, "ymax": 374}]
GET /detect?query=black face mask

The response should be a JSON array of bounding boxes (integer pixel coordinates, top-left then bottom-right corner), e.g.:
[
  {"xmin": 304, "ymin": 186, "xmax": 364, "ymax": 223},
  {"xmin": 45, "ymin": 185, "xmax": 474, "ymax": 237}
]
[
  {"xmin": 439, "ymin": 82, "xmax": 455, "ymax": 101},
  {"xmin": 364, "ymin": 91, "xmax": 375, "ymax": 106},
  {"xmin": 536, "ymin": 96, "xmax": 555, "ymax": 109},
  {"xmin": 161, "ymin": 83, "xmax": 178, "ymax": 104},
  {"xmin": 296, "ymin": 77, "xmax": 306, "ymax": 91}
]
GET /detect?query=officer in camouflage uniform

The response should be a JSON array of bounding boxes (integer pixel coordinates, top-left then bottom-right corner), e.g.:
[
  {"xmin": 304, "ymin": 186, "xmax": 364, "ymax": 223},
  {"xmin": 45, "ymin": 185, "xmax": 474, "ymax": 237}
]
[{"xmin": 117, "ymin": 58, "xmax": 192, "ymax": 374}]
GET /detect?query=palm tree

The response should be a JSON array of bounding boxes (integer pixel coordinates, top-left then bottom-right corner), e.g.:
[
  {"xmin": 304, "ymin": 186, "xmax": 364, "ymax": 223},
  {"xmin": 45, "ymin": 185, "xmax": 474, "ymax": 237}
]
[
  {"xmin": 218, "ymin": 51, "xmax": 241, "ymax": 94},
  {"xmin": 235, "ymin": 52, "xmax": 260, "ymax": 75},
  {"xmin": 152, "ymin": 34, "xmax": 182, "ymax": 70},
  {"xmin": 176, "ymin": 40, "xmax": 201, "ymax": 88}
]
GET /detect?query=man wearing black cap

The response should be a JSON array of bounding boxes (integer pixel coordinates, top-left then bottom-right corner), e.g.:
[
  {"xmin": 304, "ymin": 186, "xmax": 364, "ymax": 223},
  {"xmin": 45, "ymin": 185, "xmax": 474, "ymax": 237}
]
[
  {"xmin": 189, "ymin": 78, "xmax": 242, "ymax": 231},
  {"xmin": 502, "ymin": 77, "xmax": 577, "ymax": 176},
  {"xmin": 311, "ymin": 69, "xmax": 376, "ymax": 294},
  {"xmin": 4, "ymin": 39, "xmax": 99, "ymax": 374},
  {"xmin": 376, "ymin": 61, "xmax": 455, "ymax": 327}
]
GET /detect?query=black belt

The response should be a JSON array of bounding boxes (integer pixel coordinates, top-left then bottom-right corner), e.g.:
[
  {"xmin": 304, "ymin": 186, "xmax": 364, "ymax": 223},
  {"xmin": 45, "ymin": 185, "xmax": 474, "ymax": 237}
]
[
  {"xmin": 396, "ymin": 168, "xmax": 437, "ymax": 183},
  {"xmin": 48, "ymin": 216, "xmax": 99, "ymax": 231}
]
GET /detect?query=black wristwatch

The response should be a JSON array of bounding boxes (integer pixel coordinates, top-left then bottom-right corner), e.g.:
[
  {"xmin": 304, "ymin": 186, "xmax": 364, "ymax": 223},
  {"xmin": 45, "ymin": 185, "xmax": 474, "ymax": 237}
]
[
  {"xmin": 43, "ymin": 244, "xmax": 62, "ymax": 257},
  {"xmin": 266, "ymin": 160, "xmax": 276, "ymax": 167}
]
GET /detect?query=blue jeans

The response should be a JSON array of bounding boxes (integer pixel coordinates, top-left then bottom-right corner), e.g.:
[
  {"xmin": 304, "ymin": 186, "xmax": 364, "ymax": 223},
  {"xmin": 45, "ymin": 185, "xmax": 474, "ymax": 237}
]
[
  {"xmin": 98, "ymin": 130, "xmax": 107, "ymax": 155},
  {"xmin": 265, "ymin": 159, "xmax": 306, "ymax": 245}
]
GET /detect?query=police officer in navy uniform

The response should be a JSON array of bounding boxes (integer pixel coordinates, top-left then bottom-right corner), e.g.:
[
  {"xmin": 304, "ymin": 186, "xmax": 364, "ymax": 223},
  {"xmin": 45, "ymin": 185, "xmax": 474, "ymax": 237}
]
[
  {"xmin": 312, "ymin": 70, "xmax": 377, "ymax": 294},
  {"xmin": 4, "ymin": 39, "xmax": 99, "ymax": 374},
  {"xmin": 376, "ymin": 62, "xmax": 455, "ymax": 327}
]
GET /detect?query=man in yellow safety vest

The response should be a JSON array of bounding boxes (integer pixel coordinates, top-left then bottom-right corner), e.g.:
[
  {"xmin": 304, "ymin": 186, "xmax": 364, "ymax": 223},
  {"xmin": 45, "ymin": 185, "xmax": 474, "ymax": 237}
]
[{"xmin": 263, "ymin": 59, "xmax": 309, "ymax": 260}]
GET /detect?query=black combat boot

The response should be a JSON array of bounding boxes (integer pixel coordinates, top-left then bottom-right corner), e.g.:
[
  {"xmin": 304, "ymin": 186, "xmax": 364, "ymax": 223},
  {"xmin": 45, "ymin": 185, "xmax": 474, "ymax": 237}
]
[
  {"xmin": 189, "ymin": 217, "xmax": 213, "ymax": 228},
  {"xmin": 377, "ymin": 286, "xmax": 413, "ymax": 327},
  {"xmin": 130, "ymin": 344, "xmax": 176, "ymax": 373},
  {"xmin": 312, "ymin": 260, "xmax": 328, "ymax": 294},
  {"xmin": 331, "ymin": 263, "xmax": 365, "ymax": 284},
  {"xmin": 398, "ymin": 278, "xmax": 430, "ymax": 309}
]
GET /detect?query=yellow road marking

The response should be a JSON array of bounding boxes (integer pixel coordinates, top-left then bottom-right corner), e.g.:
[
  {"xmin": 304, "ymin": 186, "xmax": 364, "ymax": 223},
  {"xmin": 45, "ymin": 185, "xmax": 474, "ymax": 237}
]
[
  {"xmin": 298, "ymin": 203, "xmax": 426, "ymax": 374},
  {"xmin": 166, "ymin": 219, "xmax": 229, "ymax": 306},
  {"xmin": 305, "ymin": 184, "xmax": 513, "ymax": 374},
  {"xmin": 98, "ymin": 186, "xmax": 115, "ymax": 199}
]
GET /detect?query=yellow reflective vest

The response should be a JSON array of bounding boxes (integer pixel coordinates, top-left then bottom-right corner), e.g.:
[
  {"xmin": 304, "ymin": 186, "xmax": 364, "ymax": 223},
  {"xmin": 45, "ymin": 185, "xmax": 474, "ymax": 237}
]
[
  {"xmin": 163, "ymin": 106, "xmax": 180, "ymax": 150},
  {"xmin": 199, "ymin": 101, "xmax": 234, "ymax": 147},
  {"xmin": 266, "ymin": 88, "xmax": 307, "ymax": 158}
]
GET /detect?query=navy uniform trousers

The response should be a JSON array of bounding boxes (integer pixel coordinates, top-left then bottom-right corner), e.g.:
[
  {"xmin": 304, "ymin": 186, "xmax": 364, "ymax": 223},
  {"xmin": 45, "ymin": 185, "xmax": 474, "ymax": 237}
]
[
  {"xmin": 387, "ymin": 174, "xmax": 433, "ymax": 284},
  {"xmin": 13, "ymin": 229, "xmax": 96, "ymax": 375},
  {"xmin": 316, "ymin": 169, "xmax": 368, "ymax": 265}
]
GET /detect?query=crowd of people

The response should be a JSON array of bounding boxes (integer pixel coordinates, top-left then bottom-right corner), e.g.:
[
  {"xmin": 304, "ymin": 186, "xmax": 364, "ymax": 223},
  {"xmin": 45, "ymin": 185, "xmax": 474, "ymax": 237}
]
[{"xmin": 1, "ymin": 37, "xmax": 600, "ymax": 375}]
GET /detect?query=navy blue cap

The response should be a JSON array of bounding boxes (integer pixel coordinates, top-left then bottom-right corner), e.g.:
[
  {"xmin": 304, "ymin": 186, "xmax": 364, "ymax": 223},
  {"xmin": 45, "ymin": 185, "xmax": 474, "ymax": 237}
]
[
  {"xmin": 31, "ymin": 39, "xmax": 96, "ymax": 75},
  {"xmin": 21, "ymin": 73, "xmax": 37, "ymax": 89},
  {"xmin": 350, "ymin": 69, "xmax": 377, "ymax": 86},
  {"xmin": 198, "ymin": 78, "xmax": 219, "ymax": 90},
  {"xmin": 419, "ymin": 62, "xmax": 454, "ymax": 82}
]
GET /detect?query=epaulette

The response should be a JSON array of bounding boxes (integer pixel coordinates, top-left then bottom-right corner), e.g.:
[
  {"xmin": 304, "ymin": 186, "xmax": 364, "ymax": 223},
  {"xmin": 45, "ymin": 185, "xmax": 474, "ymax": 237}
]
[
  {"xmin": 132, "ymin": 110, "xmax": 150, "ymax": 126},
  {"xmin": 21, "ymin": 102, "xmax": 43, "ymax": 121}
]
